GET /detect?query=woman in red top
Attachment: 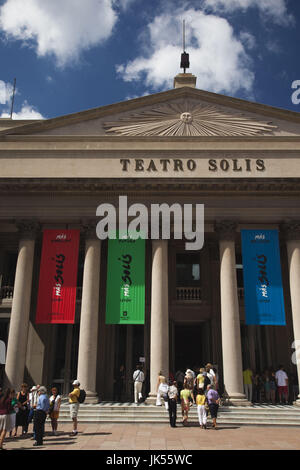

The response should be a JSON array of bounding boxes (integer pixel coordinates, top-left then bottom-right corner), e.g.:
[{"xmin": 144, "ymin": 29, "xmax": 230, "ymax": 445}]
[{"xmin": 0, "ymin": 388, "xmax": 12, "ymax": 450}]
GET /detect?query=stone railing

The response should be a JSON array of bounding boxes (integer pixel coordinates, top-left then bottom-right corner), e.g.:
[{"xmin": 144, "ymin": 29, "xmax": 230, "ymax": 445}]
[{"xmin": 176, "ymin": 286, "xmax": 202, "ymax": 302}]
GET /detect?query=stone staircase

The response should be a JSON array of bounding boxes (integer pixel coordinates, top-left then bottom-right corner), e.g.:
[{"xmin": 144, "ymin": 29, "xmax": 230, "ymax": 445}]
[{"xmin": 57, "ymin": 402, "xmax": 300, "ymax": 427}]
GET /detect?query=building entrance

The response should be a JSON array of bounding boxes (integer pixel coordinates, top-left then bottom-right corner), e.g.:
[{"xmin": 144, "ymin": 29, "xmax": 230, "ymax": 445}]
[{"xmin": 174, "ymin": 322, "xmax": 211, "ymax": 374}]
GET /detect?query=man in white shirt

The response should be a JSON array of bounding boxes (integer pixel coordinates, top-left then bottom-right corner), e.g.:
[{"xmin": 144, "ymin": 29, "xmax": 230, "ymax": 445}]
[
  {"xmin": 275, "ymin": 365, "xmax": 289, "ymax": 404},
  {"xmin": 133, "ymin": 365, "xmax": 144, "ymax": 404}
]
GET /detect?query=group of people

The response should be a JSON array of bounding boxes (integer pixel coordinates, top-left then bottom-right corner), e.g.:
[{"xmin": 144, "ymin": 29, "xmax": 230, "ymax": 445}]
[
  {"xmin": 156, "ymin": 363, "xmax": 220, "ymax": 429},
  {"xmin": 0, "ymin": 379, "xmax": 82, "ymax": 450},
  {"xmin": 243, "ymin": 365, "xmax": 298, "ymax": 404}
]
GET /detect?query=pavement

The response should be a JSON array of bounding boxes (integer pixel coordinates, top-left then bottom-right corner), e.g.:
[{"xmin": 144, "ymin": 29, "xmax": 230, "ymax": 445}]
[{"xmin": 2, "ymin": 420, "xmax": 300, "ymax": 451}]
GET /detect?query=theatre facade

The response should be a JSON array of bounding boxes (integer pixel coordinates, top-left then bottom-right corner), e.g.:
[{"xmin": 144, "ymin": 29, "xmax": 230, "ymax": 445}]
[{"xmin": 1, "ymin": 73, "xmax": 300, "ymax": 405}]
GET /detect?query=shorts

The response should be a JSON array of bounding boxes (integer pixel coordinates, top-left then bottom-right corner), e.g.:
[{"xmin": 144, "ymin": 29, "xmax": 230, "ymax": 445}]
[
  {"xmin": 278, "ymin": 386, "xmax": 288, "ymax": 395},
  {"xmin": 209, "ymin": 403, "xmax": 219, "ymax": 419},
  {"xmin": 70, "ymin": 403, "xmax": 79, "ymax": 419}
]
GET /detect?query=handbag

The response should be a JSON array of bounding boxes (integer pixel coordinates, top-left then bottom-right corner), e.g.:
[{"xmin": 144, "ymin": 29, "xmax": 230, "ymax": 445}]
[{"xmin": 49, "ymin": 396, "xmax": 56, "ymax": 414}]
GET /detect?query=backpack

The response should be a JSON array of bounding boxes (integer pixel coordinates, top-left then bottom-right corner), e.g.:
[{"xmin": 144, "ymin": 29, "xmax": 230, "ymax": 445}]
[{"xmin": 78, "ymin": 389, "xmax": 86, "ymax": 404}]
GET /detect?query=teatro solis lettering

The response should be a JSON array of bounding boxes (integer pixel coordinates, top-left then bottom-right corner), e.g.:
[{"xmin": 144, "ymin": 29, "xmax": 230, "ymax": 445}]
[{"xmin": 119, "ymin": 158, "xmax": 265, "ymax": 172}]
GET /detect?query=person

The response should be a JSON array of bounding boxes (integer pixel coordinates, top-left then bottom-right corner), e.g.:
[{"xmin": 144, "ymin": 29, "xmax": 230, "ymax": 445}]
[
  {"xmin": 7, "ymin": 389, "xmax": 19, "ymax": 438},
  {"xmin": 114, "ymin": 365, "xmax": 125, "ymax": 402},
  {"xmin": 243, "ymin": 366, "xmax": 253, "ymax": 402},
  {"xmin": 0, "ymin": 388, "xmax": 12, "ymax": 450},
  {"xmin": 196, "ymin": 368, "xmax": 206, "ymax": 391},
  {"xmin": 69, "ymin": 379, "xmax": 81, "ymax": 436},
  {"xmin": 269, "ymin": 370, "xmax": 276, "ymax": 404},
  {"xmin": 180, "ymin": 383, "xmax": 192, "ymax": 426},
  {"xmin": 49, "ymin": 387, "xmax": 61, "ymax": 435},
  {"xmin": 183, "ymin": 369, "xmax": 195, "ymax": 403},
  {"xmin": 28, "ymin": 385, "xmax": 39, "ymax": 435},
  {"xmin": 196, "ymin": 388, "xmax": 207, "ymax": 429},
  {"xmin": 168, "ymin": 380, "xmax": 178, "ymax": 427},
  {"xmin": 175, "ymin": 369, "xmax": 185, "ymax": 402},
  {"xmin": 133, "ymin": 365, "xmax": 144, "ymax": 405},
  {"xmin": 33, "ymin": 386, "xmax": 50, "ymax": 447},
  {"xmin": 206, "ymin": 384, "xmax": 220, "ymax": 429},
  {"xmin": 156, "ymin": 373, "xmax": 169, "ymax": 410},
  {"xmin": 213, "ymin": 367, "xmax": 219, "ymax": 391},
  {"xmin": 15, "ymin": 383, "xmax": 29, "ymax": 436},
  {"xmin": 205, "ymin": 364, "xmax": 216, "ymax": 388},
  {"xmin": 275, "ymin": 365, "xmax": 289, "ymax": 404}
]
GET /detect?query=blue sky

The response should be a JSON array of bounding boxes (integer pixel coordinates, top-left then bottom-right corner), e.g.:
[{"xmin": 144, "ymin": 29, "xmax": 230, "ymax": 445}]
[{"xmin": 0, "ymin": 0, "xmax": 300, "ymax": 120}]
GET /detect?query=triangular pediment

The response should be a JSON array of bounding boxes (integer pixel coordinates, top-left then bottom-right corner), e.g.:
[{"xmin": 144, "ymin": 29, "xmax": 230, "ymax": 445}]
[{"xmin": 1, "ymin": 87, "xmax": 300, "ymax": 137}]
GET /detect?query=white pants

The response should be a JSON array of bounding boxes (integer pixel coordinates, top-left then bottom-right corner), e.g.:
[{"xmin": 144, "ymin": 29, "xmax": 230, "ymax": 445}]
[
  {"xmin": 244, "ymin": 384, "xmax": 253, "ymax": 402},
  {"xmin": 134, "ymin": 381, "xmax": 143, "ymax": 403},
  {"xmin": 156, "ymin": 388, "xmax": 169, "ymax": 410},
  {"xmin": 197, "ymin": 405, "xmax": 207, "ymax": 426}
]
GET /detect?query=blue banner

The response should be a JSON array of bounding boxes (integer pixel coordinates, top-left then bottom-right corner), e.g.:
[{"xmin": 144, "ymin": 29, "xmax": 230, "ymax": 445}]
[{"xmin": 241, "ymin": 229, "xmax": 286, "ymax": 325}]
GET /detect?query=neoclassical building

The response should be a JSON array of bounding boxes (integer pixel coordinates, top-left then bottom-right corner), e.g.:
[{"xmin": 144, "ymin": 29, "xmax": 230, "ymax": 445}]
[{"xmin": 1, "ymin": 73, "xmax": 300, "ymax": 405}]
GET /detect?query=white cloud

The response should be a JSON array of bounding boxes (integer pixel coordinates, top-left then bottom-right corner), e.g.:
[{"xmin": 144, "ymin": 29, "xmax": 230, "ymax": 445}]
[
  {"xmin": 117, "ymin": 9, "xmax": 255, "ymax": 96},
  {"xmin": 0, "ymin": 79, "xmax": 13, "ymax": 105},
  {"xmin": 202, "ymin": 0, "xmax": 294, "ymax": 26},
  {"xmin": 0, "ymin": 80, "xmax": 45, "ymax": 119},
  {"xmin": 1, "ymin": 101, "xmax": 45, "ymax": 119},
  {"xmin": 0, "ymin": 0, "xmax": 118, "ymax": 66}
]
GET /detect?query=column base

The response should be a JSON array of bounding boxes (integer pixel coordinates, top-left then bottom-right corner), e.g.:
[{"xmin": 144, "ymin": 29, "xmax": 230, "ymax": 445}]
[
  {"xmin": 84, "ymin": 391, "xmax": 99, "ymax": 404},
  {"xmin": 293, "ymin": 398, "xmax": 300, "ymax": 407},
  {"xmin": 145, "ymin": 393, "xmax": 157, "ymax": 405},
  {"xmin": 222, "ymin": 393, "xmax": 252, "ymax": 407}
]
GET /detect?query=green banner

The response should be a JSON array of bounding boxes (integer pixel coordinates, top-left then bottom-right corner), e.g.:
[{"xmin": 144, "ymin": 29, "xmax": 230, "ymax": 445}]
[{"xmin": 106, "ymin": 235, "xmax": 145, "ymax": 324}]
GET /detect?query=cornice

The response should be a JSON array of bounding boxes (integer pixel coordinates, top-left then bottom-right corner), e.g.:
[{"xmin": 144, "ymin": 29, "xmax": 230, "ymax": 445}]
[
  {"xmin": 1, "ymin": 136, "xmax": 300, "ymax": 152},
  {"xmin": 0, "ymin": 177, "xmax": 300, "ymax": 195}
]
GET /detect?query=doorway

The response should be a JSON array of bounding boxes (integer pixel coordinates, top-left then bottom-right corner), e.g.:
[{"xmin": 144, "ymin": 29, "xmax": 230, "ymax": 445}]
[{"xmin": 174, "ymin": 323, "xmax": 210, "ymax": 373}]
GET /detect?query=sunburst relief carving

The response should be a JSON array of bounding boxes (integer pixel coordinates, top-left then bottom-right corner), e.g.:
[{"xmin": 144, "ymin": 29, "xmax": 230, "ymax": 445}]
[{"xmin": 103, "ymin": 101, "xmax": 277, "ymax": 137}]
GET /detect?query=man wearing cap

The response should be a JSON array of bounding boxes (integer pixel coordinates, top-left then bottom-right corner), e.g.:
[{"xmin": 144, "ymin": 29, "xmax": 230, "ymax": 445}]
[
  {"xmin": 33, "ymin": 386, "xmax": 50, "ymax": 446},
  {"xmin": 69, "ymin": 380, "xmax": 80, "ymax": 436}
]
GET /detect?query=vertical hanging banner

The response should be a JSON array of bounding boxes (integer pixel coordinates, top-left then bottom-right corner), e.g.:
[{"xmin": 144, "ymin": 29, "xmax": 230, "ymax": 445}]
[
  {"xmin": 106, "ymin": 234, "xmax": 145, "ymax": 324},
  {"xmin": 241, "ymin": 229, "xmax": 286, "ymax": 325},
  {"xmin": 35, "ymin": 229, "xmax": 80, "ymax": 324}
]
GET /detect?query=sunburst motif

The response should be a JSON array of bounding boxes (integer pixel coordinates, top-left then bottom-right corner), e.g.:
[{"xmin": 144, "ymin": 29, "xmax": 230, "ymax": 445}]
[{"xmin": 103, "ymin": 101, "xmax": 277, "ymax": 137}]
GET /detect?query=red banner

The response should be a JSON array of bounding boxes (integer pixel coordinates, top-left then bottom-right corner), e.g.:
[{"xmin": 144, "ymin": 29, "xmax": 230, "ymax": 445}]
[{"xmin": 35, "ymin": 229, "xmax": 80, "ymax": 324}]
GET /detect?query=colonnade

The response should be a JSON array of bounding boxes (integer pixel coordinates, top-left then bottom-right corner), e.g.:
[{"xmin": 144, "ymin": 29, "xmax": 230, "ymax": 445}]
[{"xmin": 4, "ymin": 220, "xmax": 300, "ymax": 406}]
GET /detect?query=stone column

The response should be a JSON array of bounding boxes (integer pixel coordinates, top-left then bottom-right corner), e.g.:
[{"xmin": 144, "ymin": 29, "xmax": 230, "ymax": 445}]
[
  {"xmin": 146, "ymin": 240, "xmax": 169, "ymax": 404},
  {"xmin": 283, "ymin": 222, "xmax": 300, "ymax": 405},
  {"xmin": 77, "ymin": 224, "xmax": 101, "ymax": 403},
  {"xmin": 215, "ymin": 221, "xmax": 249, "ymax": 405},
  {"xmin": 5, "ymin": 220, "xmax": 38, "ymax": 389}
]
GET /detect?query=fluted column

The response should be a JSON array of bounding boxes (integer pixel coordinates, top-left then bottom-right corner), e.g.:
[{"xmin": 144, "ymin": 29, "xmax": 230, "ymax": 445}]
[
  {"xmin": 77, "ymin": 224, "xmax": 101, "ymax": 403},
  {"xmin": 5, "ymin": 220, "xmax": 39, "ymax": 389},
  {"xmin": 146, "ymin": 240, "xmax": 169, "ymax": 404},
  {"xmin": 215, "ymin": 221, "xmax": 249, "ymax": 405},
  {"xmin": 283, "ymin": 222, "xmax": 300, "ymax": 405}
]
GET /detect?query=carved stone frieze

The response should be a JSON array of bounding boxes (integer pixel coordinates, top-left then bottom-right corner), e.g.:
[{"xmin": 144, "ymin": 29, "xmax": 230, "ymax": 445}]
[{"xmin": 103, "ymin": 101, "xmax": 277, "ymax": 137}]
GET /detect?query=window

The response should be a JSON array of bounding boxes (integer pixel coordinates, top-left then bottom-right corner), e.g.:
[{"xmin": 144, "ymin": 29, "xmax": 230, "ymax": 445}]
[{"xmin": 176, "ymin": 253, "xmax": 201, "ymax": 287}]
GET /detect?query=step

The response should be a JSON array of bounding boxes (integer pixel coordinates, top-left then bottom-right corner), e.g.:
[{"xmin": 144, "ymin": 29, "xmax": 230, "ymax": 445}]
[{"xmin": 56, "ymin": 403, "xmax": 300, "ymax": 426}]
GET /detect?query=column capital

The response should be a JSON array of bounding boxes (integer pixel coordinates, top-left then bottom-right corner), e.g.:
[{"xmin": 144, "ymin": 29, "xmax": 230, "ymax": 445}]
[
  {"xmin": 281, "ymin": 220, "xmax": 300, "ymax": 241},
  {"xmin": 80, "ymin": 219, "xmax": 98, "ymax": 240},
  {"xmin": 15, "ymin": 219, "xmax": 40, "ymax": 240},
  {"xmin": 214, "ymin": 220, "xmax": 238, "ymax": 241}
]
